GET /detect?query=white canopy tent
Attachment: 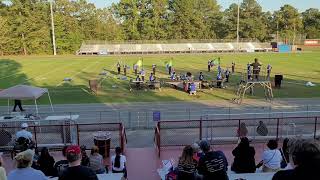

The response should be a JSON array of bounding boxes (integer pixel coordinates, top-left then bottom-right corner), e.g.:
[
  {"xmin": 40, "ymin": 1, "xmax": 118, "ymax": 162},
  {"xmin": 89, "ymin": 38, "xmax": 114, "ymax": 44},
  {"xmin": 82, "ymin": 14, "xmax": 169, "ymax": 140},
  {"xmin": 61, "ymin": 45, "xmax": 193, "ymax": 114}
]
[{"xmin": 0, "ymin": 85, "xmax": 54, "ymax": 114}]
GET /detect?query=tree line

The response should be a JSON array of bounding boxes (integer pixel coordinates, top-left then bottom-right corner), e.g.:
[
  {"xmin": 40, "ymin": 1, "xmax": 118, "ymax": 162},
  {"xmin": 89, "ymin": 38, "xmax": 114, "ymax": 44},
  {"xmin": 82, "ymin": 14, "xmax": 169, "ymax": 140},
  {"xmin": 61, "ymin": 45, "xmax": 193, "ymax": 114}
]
[{"xmin": 0, "ymin": 0, "xmax": 319, "ymax": 55}]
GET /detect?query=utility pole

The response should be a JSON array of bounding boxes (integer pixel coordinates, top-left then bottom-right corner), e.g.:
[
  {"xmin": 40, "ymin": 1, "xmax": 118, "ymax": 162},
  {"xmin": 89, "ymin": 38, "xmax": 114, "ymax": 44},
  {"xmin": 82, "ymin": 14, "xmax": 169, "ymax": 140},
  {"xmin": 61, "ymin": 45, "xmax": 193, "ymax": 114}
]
[
  {"xmin": 276, "ymin": 21, "xmax": 279, "ymax": 43},
  {"xmin": 236, "ymin": 0, "xmax": 240, "ymax": 51},
  {"xmin": 50, "ymin": 1, "xmax": 57, "ymax": 56}
]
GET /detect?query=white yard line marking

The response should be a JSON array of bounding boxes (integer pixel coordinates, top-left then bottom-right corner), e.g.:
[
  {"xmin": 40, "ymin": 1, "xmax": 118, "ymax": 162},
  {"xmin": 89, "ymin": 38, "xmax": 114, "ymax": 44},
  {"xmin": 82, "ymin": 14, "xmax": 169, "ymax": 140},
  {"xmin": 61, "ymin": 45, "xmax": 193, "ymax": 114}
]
[
  {"xmin": 25, "ymin": 61, "xmax": 80, "ymax": 83},
  {"xmin": 0, "ymin": 61, "xmax": 57, "ymax": 80},
  {"xmin": 56, "ymin": 61, "xmax": 100, "ymax": 87}
]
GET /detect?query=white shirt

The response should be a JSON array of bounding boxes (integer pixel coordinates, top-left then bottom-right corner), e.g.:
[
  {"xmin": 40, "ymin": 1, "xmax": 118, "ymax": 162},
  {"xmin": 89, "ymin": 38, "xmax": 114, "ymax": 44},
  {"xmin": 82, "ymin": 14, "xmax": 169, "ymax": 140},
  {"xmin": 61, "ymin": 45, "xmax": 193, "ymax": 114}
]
[
  {"xmin": 16, "ymin": 130, "xmax": 33, "ymax": 140},
  {"xmin": 111, "ymin": 155, "xmax": 126, "ymax": 171},
  {"xmin": 262, "ymin": 149, "xmax": 282, "ymax": 169}
]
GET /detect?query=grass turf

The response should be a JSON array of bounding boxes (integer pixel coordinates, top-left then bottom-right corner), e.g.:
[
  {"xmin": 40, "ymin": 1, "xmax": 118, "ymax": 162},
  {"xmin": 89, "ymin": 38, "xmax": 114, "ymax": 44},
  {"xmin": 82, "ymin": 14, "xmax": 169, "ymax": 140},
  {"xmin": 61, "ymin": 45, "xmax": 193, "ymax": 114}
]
[{"xmin": 0, "ymin": 52, "xmax": 319, "ymax": 105}]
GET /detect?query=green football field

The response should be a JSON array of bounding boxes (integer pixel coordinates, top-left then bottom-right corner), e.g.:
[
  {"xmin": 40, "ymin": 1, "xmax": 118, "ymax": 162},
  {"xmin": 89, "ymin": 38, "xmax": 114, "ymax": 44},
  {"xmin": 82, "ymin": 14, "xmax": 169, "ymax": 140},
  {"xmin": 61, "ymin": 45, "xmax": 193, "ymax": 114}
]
[{"xmin": 0, "ymin": 52, "xmax": 319, "ymax": 105}]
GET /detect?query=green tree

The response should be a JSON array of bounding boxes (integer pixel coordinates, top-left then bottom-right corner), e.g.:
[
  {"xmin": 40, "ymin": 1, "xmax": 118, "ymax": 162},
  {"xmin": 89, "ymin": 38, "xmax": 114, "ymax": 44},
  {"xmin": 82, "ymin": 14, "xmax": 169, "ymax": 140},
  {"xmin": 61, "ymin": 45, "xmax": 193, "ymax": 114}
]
[
  {"xmin": 302, "ymin": 8, "xmax": 320, "ymax": 39},
  {"xmin": 54, "ymin": 0, "xmax": 84, "ymax": 54},
  {"xmin": 239, "ymin": 0, "xmax": 268, "ymax": 41},
  {"xmin": 0, "ymin": 16, "xmax": 9, "ymax": 55},
  {"xmin": 273, "ymin": 5, "xmax": 302, "ymax": 44},
  {"xmin": 168, "ymin": 0, "xmax": 207, "ymax": 39},
  {"xmin": 138, "ymin": 0, "xmax": 169, "ymax": 40},
  {"xmin": 113, "ymin": 0, "xmax": 140, "ymax": 40},
  {"xmin": 95, "ymin": 8, "xmax": 125, "ymax": 41},
  {"xmin": 5, "ymin": 0, "xmax": 52, "ymax": 55},
  {"xmin": 195, "ymin": 0, "xmax": 221, "ymax": 39}
]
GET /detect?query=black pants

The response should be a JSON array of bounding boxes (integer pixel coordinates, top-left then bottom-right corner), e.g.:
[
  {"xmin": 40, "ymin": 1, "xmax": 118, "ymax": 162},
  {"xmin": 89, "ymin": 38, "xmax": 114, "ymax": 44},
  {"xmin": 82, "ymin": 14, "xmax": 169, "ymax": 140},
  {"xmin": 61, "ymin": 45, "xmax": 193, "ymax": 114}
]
[
  {"xmin": 168, "ymin": 67, "xmax": 172, "ymax": 75},
  {"xmin": 226, "ymin": 75, "xmax": 229, "ymax": 82},
  {"xmin": 117, "ymin": 67, "xmax": 121, "ymax": 74},
  {"xmin": 217, "ymin": 81, "xmax": 222, "ymax": 88},
  {"xmin": 13, "ymin": 100, "xmax": 24, "ymax": 111},
  {"xmin": 112, "ymin": 169, "xmax": 127, "ymax": 178},
  {"xmin": 153, "ymin": 68, "xmax": 156, "ymax": 75},
  {"xmin": 124, "ymin": 69, "xmax": 126, "ymax": 76},
  {"xmin": 208, "ymin": 65, "xmax": 210, "ymax": 72}
]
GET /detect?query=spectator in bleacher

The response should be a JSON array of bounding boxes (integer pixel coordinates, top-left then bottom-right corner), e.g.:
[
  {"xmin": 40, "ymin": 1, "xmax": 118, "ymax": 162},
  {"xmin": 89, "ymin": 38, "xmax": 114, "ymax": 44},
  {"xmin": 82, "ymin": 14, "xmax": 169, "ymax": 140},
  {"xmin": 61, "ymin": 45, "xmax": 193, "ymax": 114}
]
[
  {"xmin": 231, "ymin": 137, "xmax": 256, "ymax": 173},
  {"xmin": 111, "ymin": 147, "xmax": 127, "ymax": 178},
  {"xmin": 16, "ymin": 123, "xmax": 33, "ymax": 142},
  {"xmin": 177, "ymin": 145, "xmax": 198, "ymax": 180},
  {"xmin": 0, "ymin": 154, "xmax": 7, "ymax": 180},
  {"xmin": 192, "ymin": 142, "xmax": 204, "ymax": 162},
  {"xmin": 256, "ymin": 121, "xmax": 268, "ymax": 136},
  {"xmin": 89, "ymin": 146, "xmax": 106, "ymax": 174},
  {"xmin": 80, "ymin": 145, "xmax": 90, "ymax": 167},
  {"xmin": 259, "ymin": 140, "xmax": 282, "ymax": 172},
  {"xmin": 59, "ymin": 145, "xmax": 98, "ymax": 180},
  {"xmin": 272, "ymin": 139, "xmax": 320, "ymax": 180},
  {"xmin": 31, "ymin": 147, "xmax": 40, "ymax": 170},
  {"xmin": 237, "ymin": 122, "xmax": 248, "ymax": 138},
  {"xmin": 54, "ymin": 146, "xmax": 69, "ymax": 177},
  {"xmin": 197, "ymin": 140, "xmax": 228, "ymax": 180},
  {"xmin": 38, "ymin": 147, "xmax": 56, "ymax": 176},
  {"xmin": 280, "ymin": 138, "xmax": 290, "ymax": 169},
  {"xmin": 8, "ymin": 149, "xmax": 48, "ymax": 180}
]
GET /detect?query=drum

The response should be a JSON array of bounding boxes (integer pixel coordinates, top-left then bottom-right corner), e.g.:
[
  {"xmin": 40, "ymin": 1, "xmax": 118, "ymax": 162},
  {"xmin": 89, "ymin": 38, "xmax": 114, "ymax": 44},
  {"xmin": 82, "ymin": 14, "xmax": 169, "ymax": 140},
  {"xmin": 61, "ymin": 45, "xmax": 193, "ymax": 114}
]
[{"xmin": 93, "ymin": 131, "xmax": 111, "ymax": 158}]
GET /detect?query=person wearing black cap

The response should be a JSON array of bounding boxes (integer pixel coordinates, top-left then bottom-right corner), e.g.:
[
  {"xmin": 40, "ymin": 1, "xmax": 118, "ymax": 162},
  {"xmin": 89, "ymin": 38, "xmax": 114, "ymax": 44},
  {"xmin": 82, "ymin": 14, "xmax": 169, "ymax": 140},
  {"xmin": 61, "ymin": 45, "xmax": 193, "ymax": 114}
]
[{"xmin": 198, "ymin": 140, "xmax": 228, "ymax": 180}]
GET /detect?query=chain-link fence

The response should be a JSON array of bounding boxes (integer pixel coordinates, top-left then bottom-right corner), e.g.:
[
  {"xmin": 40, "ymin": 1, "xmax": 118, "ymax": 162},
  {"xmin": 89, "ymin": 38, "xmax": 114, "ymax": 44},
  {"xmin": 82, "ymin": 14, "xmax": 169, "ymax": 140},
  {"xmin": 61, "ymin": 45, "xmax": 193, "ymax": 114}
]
[
  {"xmin": 1, "ymin": 105, "xmax": 320, "ymax": 130},
  {"xmin": 155, "ymin": 116, "xmax": 319, "ymax": 157},
  {"xmin": 0, "ymin": 122, "xmax": 126, "ymax": 152}
]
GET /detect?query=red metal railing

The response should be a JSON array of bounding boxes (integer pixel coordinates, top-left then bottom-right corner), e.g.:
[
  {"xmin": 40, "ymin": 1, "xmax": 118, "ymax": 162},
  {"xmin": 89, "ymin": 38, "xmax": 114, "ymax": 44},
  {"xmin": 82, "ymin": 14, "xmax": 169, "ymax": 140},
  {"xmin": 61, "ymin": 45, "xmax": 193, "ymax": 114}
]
[
  {"xmin": 154, "ymin": 116, "xmax": 320, "ymax": 157},
  {"xmin": 0, "ymin": 122, "xmax": 127, "ymax": 152}
]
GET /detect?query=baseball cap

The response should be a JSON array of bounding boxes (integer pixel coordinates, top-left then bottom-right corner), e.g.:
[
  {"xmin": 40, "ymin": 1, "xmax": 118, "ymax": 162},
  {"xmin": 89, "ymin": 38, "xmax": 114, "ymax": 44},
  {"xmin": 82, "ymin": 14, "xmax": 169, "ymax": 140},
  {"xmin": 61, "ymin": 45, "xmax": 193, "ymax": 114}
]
[
  {"xmin": 15, "ymin": 149, "xmax": 34, "ymax": 162},
  {"xmin": 21, "ymin": 123, "xmax": 28, "ymax": 128},
  {"xmin": 66, "ymin": 145, "xmax": 81, "ymax": 155}
]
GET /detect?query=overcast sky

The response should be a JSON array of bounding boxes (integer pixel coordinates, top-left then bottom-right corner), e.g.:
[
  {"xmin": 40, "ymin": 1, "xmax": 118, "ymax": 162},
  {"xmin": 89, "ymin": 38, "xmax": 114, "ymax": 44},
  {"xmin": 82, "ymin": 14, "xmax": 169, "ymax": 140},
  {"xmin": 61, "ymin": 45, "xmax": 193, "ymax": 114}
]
[{"xmin": 88, "ymin": 0, "xmax": 320, "ymax": 12}]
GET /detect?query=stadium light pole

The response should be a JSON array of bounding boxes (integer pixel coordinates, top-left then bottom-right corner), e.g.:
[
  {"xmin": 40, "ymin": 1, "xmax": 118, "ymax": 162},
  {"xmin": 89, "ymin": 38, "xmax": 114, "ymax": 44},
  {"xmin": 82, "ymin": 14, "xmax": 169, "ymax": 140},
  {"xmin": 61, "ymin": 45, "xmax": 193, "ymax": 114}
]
[
  {"xmin": 50, "ymin": 0, "xmax": 57, "ymax": 56},
  {"xmin": 236, "ymin": 0, "xmax": 240, "ymax": 51}
]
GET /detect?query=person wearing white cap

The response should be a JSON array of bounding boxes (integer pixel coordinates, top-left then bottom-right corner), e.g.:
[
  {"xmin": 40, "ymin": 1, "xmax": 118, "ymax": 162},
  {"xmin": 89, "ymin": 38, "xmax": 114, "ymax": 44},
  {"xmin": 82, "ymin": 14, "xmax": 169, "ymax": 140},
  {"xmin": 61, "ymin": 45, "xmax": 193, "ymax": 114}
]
[{"xmin": 16, "ymin": 123, "xmax": 33, "ymax": 142}]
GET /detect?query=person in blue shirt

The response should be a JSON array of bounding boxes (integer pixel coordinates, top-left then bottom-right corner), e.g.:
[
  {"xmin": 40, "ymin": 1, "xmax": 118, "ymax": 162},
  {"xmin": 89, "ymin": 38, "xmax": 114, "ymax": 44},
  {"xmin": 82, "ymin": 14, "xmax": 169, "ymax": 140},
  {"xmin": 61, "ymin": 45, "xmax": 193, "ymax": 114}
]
[
  {"xmin": 149, "ymin": 73, "xmax": 155, "ymax": 82},
  {"xmin": 8, "ymin": 150, "xmax": 48, "ymax": 180},
  {"xmin": 170, "ymin": 72, "xmax": 176, "ymax": 80},
  {"xmin": 216, "ymin": 71, "xmax": 223, "ymax": 88},
  {"xmin": 133, "ymin": 64, "xmax": 138, "ymax": 75},
  {"xmin": 189, "ymin": 82, "xmax": 196, "ymax": 95},
  {"xmin": 140, "ymin": 69, "xmax": 145, "ymax": 81}
]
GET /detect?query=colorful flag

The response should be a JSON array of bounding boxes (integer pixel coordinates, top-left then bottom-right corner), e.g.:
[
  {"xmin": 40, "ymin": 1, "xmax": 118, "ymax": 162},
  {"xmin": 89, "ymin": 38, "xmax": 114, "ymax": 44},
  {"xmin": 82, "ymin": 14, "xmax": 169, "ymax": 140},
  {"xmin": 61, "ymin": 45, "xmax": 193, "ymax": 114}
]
[
  {"xmin": 136, "ymin": 60, "xmax": 143, "ymax": 67},
  {"xmin": 212, "ymin": 58, "xmax": 220, "ymax": 66}
]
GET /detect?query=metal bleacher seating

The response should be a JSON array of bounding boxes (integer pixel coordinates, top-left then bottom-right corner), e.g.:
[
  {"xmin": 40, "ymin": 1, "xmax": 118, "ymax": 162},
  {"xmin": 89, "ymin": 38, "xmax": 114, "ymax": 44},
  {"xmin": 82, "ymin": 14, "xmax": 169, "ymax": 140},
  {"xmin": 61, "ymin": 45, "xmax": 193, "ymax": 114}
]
[{"xmin": 77, "ymin": 42, "xmax": 272, "ymax": 55}]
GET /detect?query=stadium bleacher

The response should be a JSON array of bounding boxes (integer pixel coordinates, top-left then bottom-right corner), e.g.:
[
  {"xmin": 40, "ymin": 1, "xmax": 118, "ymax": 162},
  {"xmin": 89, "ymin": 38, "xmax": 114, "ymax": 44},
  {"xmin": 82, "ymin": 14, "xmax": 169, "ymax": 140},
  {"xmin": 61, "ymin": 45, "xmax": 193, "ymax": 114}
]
[{"xmin": 77, "ymin": 42, "xmax": 272, "ymax": 55}]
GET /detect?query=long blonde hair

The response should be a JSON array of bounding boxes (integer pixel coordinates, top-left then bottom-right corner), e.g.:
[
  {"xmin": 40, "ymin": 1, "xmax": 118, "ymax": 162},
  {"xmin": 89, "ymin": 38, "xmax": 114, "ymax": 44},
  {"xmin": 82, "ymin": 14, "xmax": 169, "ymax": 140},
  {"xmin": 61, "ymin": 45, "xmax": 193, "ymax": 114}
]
[{"xmin": 179, "ymin": 145, "xmax": 194, "ymax": 164}]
